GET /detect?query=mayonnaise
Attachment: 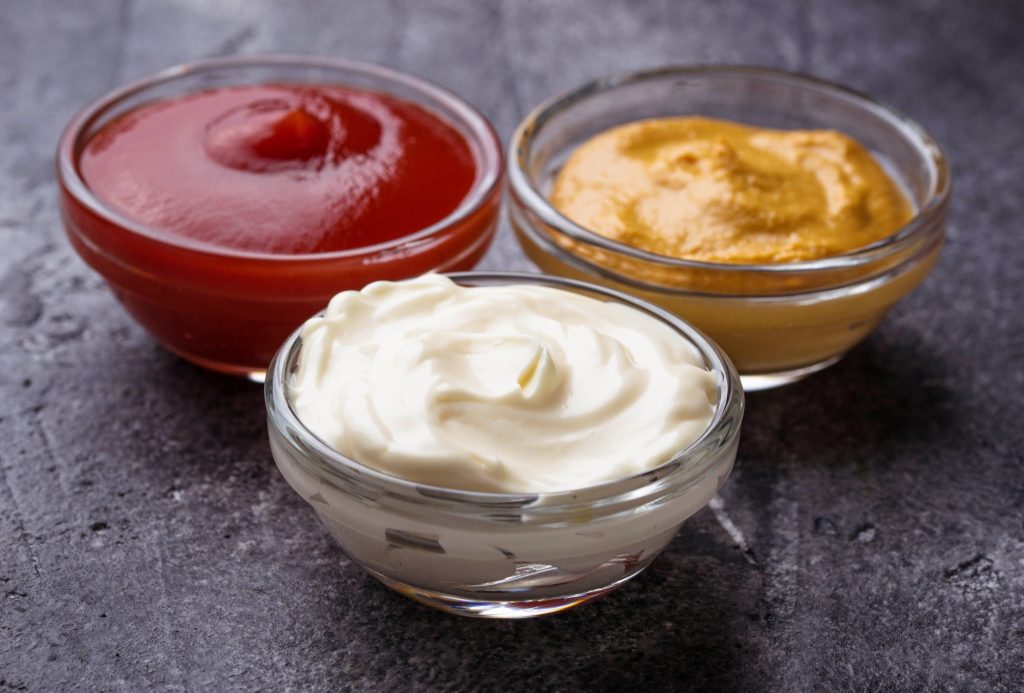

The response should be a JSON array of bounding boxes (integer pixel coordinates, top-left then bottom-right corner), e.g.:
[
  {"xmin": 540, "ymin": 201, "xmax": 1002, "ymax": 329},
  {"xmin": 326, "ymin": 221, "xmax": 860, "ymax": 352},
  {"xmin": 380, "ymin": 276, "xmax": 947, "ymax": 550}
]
[{"xmin": 289, "ymin": 274, "xmax": 716, "ymax": 493}]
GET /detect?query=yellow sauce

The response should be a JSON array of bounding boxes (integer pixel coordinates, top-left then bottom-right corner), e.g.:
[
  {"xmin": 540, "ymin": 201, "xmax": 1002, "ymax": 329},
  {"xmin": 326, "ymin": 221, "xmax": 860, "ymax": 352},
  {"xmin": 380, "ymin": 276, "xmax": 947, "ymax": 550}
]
[
  {"xmin": 551, "ymin": 117, "xmax": 912, "ymax": 264},
  {"xmin": 514, "ymin": 115, "xmax": 941, "ymax": 378}
]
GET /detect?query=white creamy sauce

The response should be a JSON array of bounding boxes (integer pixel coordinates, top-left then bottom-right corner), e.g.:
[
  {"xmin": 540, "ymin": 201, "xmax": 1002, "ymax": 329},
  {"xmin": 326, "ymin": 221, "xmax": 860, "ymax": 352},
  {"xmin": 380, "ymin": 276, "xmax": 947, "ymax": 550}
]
[{"xmin": 290, "ymin": 274, "xmax": 716, "ymax": 493}]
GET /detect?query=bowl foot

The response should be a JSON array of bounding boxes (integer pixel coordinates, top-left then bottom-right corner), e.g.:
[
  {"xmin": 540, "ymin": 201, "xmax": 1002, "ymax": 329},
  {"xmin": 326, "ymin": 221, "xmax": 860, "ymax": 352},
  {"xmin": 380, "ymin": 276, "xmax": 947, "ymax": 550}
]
[
  {"xmin": 367, "ymin": 568, "xmax": 639, "ymax": 619},
  {"xmin": 740, "ymin": 354, "xmax": 843, "ymax": 391},
  {"xmin": 159, "ymin": 344, "xmax": 268, "ymax": 382}
]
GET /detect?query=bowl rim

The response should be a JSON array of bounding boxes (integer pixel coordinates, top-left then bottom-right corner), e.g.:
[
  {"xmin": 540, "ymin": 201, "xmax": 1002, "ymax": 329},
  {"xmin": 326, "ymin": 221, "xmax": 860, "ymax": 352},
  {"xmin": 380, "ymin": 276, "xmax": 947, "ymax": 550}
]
[
  {"xmin": 57, "ymin": 53, "xmax": 504, "ymax": 263},
  {"xmin": 508, "ymin": 64, "xmax": 951, "ymax": 276},
  {"xmin": 265, "ymin": 271, "xmax": 744, "ymax": 506}
]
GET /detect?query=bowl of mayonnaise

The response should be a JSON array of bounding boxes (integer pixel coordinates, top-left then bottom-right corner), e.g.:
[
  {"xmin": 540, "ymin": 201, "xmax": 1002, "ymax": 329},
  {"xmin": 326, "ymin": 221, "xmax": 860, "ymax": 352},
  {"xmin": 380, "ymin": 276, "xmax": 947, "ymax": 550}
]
[{"xmin": 265, "ymin": 272, "xmax": 743, "ymax": 618}]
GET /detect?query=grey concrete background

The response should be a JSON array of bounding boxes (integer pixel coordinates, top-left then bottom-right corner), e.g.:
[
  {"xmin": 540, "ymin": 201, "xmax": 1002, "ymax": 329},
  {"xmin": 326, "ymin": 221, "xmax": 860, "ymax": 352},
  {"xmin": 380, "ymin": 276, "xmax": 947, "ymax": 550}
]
[{"xmin": 1, "ymin": 1, "xmax": 1022, "ymax": 690}]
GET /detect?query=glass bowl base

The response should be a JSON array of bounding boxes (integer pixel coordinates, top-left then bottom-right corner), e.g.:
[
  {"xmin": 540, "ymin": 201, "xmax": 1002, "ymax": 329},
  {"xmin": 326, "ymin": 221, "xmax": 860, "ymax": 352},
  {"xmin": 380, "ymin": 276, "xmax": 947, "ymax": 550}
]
[
  {"xmin": 160, "ymin": 343, "xmax": 268, "ymax": 382},
  {"xmin": 368, "ymin": 568, "xmax": 641, "ymax": 619},
  {"xmin": 739, "ymin": 354, "xmax": 843, "ymax": 391}
]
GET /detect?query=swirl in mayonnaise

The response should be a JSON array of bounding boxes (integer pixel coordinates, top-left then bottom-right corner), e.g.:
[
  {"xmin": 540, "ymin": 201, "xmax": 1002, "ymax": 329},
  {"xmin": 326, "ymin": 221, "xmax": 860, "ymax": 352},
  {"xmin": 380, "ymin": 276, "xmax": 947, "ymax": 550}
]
[{"xmin": 289, "ymin": 274, "xmax": 717, "ymax": 493}]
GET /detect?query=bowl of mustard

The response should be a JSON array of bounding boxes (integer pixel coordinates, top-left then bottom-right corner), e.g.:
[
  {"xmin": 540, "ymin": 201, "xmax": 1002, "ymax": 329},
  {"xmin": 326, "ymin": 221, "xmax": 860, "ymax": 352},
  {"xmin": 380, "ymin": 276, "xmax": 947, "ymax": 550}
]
[{"xmin": 508, "ymin": 66, "xmax": 949, "ymax": 389}]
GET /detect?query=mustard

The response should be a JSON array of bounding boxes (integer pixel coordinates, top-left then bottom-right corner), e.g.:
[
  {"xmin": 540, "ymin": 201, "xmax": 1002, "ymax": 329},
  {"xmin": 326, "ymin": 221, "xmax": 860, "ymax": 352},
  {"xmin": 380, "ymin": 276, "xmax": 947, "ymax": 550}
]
[{"xmin": 550, "ymin": 117, "xmax": 912, "ymax": 264}]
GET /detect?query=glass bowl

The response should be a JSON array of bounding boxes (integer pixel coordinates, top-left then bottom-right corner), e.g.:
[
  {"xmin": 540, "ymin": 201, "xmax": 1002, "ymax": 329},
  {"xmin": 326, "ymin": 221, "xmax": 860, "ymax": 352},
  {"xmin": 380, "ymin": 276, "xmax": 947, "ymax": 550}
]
[
  {"xmin": 265, "ymin": 272, "xmax": 743, "ymax": 618},
  {"xmin": 508, "ymin": 66, "xmax": 949, "ymax": 390},
  {"xmin": 57, "ymin": 55, "xmax": 503, "ymax": 381}
]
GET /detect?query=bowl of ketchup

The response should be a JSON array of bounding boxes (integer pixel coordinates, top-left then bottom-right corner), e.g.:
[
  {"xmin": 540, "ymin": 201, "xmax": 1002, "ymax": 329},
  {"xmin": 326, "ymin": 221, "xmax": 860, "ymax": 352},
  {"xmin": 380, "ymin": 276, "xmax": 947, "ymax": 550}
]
[{"xmin": 57, "ymin": 55, "xmax": 503, "ymax": 379}]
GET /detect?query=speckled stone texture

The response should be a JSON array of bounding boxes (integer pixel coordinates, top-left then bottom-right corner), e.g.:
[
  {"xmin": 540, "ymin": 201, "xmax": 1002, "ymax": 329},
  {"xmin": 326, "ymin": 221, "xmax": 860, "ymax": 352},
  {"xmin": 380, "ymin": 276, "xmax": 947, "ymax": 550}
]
[{"xmin": 1, "ymin": 1, "xmax": 1022, "ymax": 690}]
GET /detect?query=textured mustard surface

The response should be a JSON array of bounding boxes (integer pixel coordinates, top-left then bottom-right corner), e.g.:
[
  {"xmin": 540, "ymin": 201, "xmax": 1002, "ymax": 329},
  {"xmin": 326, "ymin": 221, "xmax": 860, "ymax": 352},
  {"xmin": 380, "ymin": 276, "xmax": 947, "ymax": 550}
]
[{"xmin": 551, "ymin": 117, "xmax": 913, "ymax": 264}]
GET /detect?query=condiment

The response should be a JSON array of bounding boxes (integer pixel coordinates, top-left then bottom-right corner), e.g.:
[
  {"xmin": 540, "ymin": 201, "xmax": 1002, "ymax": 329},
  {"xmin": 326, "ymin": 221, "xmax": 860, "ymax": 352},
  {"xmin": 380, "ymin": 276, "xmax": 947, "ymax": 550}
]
[
  {"xmin": 61, "ymin": 77, "xmax": 500, "ymax": 375},
  {"xmin": 80, "ymin": 84, "xmax": 477, "ymax": 253},
  {"xmin": 551, "ymin": 116, "xmax": 912, "ymax": 264},
  {"xmin": 290, "ymin": 274, "xmax": 716, "ymax": 493}
]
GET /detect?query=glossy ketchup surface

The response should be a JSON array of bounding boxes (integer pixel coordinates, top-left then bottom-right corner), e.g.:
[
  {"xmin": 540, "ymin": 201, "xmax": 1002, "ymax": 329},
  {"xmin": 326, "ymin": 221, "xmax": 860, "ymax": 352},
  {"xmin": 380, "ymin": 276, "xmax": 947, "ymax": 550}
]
[{"xmin": 80, "ymin": 84, "xmax": 477, "ymax": 253}]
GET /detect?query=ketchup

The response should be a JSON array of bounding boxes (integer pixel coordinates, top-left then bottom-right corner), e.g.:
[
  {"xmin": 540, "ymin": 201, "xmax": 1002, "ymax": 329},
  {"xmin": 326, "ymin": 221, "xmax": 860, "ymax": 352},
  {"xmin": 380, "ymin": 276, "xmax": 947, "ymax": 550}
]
[
  {"xmin": 80, "ymin": 85, "xmax": 477, "ymax": 253},
  {"xmin": 60, "ymin": 81, "xmax": 501, "ymax": 377}
]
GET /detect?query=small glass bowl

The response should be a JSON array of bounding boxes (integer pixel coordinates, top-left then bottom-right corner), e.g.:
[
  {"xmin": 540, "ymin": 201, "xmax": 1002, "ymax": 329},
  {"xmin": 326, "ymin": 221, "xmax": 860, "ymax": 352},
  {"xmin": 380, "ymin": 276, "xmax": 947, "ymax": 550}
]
[
  {"xmin": 57, "ymin": 55, "xmax": 503, "ymax": 380},
  {"xmin": 508, "ymin": 66, "xmax": 950, "ymax": 390},
  {"xmin": 265, "ymin": 272, "xmax": 743, "ymax": 618}
]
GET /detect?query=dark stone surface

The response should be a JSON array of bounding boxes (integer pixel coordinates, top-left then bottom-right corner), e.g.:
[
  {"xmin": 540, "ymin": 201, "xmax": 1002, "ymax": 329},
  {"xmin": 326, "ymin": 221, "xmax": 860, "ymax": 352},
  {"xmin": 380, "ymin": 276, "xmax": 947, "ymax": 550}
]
[{"xmin": 1, "ymin": 0, "xmax": 1022, "ymax": 690}]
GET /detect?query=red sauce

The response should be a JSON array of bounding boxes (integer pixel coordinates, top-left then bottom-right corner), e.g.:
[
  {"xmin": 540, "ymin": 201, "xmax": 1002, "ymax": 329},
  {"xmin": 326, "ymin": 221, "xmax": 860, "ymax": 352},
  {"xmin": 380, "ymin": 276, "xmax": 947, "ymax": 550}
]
[
  {"xmin": 60, "ymin": 81, "xmax": 501, "ymax": 377},
  {"xmin": 79, "ymin": 85, "xmax": 477, "ymax": 253}
]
